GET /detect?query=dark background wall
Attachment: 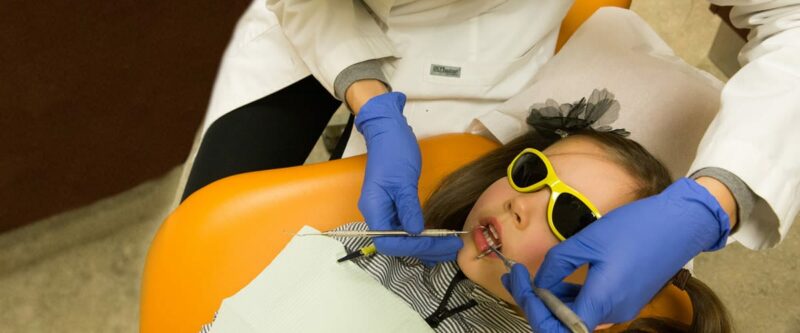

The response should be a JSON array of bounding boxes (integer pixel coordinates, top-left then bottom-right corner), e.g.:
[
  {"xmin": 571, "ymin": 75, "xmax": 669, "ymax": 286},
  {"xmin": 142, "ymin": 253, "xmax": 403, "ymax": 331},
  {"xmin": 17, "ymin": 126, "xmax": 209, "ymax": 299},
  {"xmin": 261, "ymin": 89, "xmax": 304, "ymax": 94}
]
[{"xmin": 0, "ymin": 0, "xmax": 251, "ymax": 232}]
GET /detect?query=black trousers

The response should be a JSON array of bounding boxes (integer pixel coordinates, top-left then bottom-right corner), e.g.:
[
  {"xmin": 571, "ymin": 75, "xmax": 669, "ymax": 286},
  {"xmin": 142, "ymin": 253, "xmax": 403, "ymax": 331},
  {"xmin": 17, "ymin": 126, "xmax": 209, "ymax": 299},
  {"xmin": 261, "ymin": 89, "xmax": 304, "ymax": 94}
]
[{"xmin": 181, "ymin": 76, "xmax": 352, "ymax": 201}]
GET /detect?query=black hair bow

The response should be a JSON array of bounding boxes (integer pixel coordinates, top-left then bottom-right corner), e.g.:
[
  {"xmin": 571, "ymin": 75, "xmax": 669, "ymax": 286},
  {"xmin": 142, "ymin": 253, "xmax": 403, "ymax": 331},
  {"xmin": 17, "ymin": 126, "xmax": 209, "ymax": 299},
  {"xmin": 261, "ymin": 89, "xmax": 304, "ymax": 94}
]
[{"xmin": 526, "ymin": 89, "xmax": 630, "ymax": 139}]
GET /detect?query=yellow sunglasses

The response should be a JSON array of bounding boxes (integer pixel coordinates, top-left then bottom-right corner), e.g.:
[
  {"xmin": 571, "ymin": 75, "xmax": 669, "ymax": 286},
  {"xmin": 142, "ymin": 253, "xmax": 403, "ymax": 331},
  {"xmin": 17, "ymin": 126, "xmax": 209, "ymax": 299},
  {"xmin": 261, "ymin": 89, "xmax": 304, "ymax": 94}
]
[{"xmin": 507, "ymin": 148, "xmax": 602, "ymax": 241}]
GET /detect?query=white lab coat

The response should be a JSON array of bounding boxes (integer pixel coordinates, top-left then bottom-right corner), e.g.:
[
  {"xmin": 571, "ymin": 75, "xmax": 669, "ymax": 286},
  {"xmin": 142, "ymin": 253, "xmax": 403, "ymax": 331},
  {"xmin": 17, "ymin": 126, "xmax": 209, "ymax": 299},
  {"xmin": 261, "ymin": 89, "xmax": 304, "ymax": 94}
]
[
  {"xmin": 690, "ymin": 0, "xmax": 800, "ymax": 250},
  {"xmin": 202, "ymin": 0, "xmax": 571, "ymax": 138},
  {"xmin": 198, "ymin": 0, "xmax": 800, "ymax": 251}
]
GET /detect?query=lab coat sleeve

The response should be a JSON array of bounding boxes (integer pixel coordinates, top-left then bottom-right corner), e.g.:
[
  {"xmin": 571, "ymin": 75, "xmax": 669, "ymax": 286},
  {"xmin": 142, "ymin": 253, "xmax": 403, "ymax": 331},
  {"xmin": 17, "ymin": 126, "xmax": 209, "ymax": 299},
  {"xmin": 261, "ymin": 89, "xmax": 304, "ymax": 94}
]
[
  {"xmin": 266, "ymin": 0, "xmax": 398, "ymax": 95},
  {"xmin": 691, "ymin": 0, "xmax": 800, "ymax": 250},
  {"xmin": 334, "ymin": 59, "xmax": 392, "ymax": 101}
]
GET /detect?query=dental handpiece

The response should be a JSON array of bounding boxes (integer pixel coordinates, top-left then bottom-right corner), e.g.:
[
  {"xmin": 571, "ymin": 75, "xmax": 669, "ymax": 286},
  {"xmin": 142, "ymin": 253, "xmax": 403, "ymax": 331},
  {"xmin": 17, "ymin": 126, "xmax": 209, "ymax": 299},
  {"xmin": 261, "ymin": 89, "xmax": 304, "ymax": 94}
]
[{"xmin": 486, "ymin": 245, "xmax": 589, "ymax": 333}]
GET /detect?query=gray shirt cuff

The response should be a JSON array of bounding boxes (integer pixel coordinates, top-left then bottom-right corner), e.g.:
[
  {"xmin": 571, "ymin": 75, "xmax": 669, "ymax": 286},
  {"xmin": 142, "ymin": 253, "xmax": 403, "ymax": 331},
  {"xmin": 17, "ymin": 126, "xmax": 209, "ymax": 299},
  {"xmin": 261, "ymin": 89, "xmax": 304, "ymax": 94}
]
[
  {"xmin": 690, "ymin": 167, "xmax": 757, "ymax": 230},
  {"xmin": 333, "ymin": 59, "xmax": 392, "ymax": 101}
]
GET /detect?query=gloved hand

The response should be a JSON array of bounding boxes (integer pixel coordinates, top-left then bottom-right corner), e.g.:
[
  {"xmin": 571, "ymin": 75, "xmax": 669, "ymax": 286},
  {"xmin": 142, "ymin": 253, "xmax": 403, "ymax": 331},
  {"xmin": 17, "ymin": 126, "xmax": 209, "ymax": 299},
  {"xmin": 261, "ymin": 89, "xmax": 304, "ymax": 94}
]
[
  {"xmin": 503, "ymin": 178, "xmax": 731, "ymax": 331},
  {"xmin": 355, "ymin": 92, "xmax": 463, "ymax": 263},
  {"xmin": 501, "ymin": 264, "xmax": 583, "ymax": 332}
]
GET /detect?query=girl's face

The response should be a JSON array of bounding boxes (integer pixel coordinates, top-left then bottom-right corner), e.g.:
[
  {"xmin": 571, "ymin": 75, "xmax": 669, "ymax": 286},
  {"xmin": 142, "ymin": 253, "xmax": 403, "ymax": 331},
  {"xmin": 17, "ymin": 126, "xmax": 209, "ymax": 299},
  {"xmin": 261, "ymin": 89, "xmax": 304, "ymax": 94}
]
[{"xmin": 456, "ymin": 137, "xmax": 640, "ymax": 306}]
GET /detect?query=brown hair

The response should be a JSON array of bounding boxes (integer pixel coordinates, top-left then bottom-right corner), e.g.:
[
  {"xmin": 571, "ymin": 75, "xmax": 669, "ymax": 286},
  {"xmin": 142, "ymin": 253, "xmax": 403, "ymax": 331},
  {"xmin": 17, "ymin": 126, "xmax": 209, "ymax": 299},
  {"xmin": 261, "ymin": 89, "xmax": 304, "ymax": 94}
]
[
  {"xmin": 624, "ymin": 277, "xmax": 733, "ymax": 333},
  {"xmin": 422, "ymin": 130, "xmax": 733, "ymax": 333}
]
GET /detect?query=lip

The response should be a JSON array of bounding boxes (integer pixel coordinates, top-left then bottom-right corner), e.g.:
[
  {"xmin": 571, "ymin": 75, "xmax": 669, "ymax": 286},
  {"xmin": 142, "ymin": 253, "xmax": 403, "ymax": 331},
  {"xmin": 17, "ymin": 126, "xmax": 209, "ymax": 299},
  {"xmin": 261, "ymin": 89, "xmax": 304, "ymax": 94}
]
[{"xmin": 472, "ymin": 216, "xmax": 503, "ymax": 256}]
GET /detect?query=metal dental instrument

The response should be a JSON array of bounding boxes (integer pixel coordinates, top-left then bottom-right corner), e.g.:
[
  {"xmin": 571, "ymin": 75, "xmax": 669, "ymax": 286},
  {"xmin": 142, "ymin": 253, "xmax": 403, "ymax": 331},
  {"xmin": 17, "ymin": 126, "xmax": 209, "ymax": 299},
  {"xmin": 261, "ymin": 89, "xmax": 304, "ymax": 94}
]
[
  {"xmin": 296, "ymin": 229, "xmax": 469, "ymax": 237},
  {"xmin": 486, "ymin": 245, "xmax": 589, "ymax": 333}
]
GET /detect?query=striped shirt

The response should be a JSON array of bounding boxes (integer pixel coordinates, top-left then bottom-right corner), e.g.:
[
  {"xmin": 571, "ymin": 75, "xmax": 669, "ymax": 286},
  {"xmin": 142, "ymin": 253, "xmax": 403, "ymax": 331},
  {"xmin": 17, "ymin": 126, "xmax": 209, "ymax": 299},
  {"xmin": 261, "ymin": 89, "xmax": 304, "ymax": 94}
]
[
  {"xmin": 200, "ymin": 223, "xmax": 532, "ymax": 332},
  {"xmin": 333, "ymin": 222, "xmax": 532, "ymax": 332}
]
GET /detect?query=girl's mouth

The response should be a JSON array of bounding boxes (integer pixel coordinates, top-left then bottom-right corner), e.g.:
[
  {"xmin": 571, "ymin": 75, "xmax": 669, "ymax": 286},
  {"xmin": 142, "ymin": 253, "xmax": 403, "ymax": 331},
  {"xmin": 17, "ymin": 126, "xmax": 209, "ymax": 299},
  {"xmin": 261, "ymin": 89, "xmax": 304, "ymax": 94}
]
[{"xmin": 472, "ymin": 218, "xmax": 502, "ymax": 259}]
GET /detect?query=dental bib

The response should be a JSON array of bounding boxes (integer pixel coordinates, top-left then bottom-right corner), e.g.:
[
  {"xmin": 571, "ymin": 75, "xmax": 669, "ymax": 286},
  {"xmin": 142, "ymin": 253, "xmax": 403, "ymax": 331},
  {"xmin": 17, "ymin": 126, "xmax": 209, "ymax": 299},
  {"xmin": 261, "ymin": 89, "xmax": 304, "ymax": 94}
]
[{"xmin": 208, "ymin": 226, "xmax": 433, "ymax": 333}]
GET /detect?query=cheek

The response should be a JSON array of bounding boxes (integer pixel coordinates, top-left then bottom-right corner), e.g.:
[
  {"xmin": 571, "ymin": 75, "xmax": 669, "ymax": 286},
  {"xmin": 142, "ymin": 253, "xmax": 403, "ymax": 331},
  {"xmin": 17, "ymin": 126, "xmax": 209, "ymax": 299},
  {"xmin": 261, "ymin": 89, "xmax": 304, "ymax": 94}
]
[
  {"xmin": 477, "ymin": 179, "xmax": 514, "ymax": 206},
  {"xmin": 507, "ymin": 230, "xmax": 559, "ymax": 275},
  {"xmin": 463, "ymin": 178, "xmax": 513, "ymax": 230},
  {"xmin": 513, "ymin": 244, "xmax": 550, "ymax": 274}
]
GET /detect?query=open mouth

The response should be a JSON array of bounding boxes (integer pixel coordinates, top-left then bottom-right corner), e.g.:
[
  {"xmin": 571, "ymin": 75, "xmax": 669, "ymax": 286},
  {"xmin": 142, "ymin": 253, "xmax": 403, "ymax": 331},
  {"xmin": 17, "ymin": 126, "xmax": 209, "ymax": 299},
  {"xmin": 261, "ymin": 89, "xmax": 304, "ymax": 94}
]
[{"xmin": 475, "ymin": 224, "xmax": 502, "ymax": 259}]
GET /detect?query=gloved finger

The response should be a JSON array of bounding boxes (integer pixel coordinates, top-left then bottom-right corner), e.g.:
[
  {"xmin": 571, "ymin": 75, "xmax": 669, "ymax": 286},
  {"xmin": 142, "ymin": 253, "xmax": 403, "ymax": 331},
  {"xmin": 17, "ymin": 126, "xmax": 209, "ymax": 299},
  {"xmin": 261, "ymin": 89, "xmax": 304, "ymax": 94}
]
[
  {"xmin": 372, "ymin": 236, "xmax": 463, "ymax": 257},
  {"xmin": 569, "ymin": 266, "xmax": 630, "ymax": 332},
  {"xmin": 570, "ymin": 287, "xmax": 607, "ymax": 332},
  {"xmin": 501, "ymin": 273, "xmax": 512, "ymax": 290},
  {"xmin": 401, "ymin": 236, "xmax": 463, "ymax": 256},
  {"xmin": 504, "ymin": 264, "xmax": 533, "ymax": 298},
  {"xmin": 548, "ymin": 281, "xmax": 582, "ymax": 303},
  {"xmin": 533, "ymin": 238, "xmax": 592, "ymax": 289},
  {"xmin": 358, "ymin": 187, "xmax": 401, "ymax": 231},
  {"xmin": 500, "ymin": 269, "xmax": 582, "ymax": 328},
  {"xmin": 395, "ymin": 185, "xmax": 424, "ymax": 234},
  {"xmin": 503, "ymin": 264, "xmax": 571, "ymax": 333}
]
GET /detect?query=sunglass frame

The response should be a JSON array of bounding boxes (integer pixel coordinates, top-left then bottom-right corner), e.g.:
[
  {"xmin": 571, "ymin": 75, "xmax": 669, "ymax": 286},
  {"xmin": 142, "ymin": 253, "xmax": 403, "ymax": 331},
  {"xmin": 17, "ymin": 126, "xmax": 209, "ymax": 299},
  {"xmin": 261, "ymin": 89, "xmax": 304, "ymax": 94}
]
[{"xmin": 506, "ymin": 148, "xmax": 603, "ymax": 241}]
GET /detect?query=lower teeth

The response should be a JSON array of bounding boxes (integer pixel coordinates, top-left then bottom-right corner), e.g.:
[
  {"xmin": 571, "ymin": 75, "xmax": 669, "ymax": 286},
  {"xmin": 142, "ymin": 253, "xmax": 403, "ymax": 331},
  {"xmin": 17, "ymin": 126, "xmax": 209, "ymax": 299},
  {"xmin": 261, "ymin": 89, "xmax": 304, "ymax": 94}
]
[{"xmin": 475, "ymin": 226, "xmax": 502, "ymax": 259}]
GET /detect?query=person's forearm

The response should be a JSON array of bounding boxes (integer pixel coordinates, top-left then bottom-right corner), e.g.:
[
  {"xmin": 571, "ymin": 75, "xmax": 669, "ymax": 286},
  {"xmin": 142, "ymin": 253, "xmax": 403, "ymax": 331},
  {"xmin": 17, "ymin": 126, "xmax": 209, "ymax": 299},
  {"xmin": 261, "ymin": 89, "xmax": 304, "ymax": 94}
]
[
  {"xmin": 345, "ymin": 79, "xmax": 389, "ymax": 115},
  {"xmin": 695, "ymin": 177, "xmax": 738, "ymax": 229}
]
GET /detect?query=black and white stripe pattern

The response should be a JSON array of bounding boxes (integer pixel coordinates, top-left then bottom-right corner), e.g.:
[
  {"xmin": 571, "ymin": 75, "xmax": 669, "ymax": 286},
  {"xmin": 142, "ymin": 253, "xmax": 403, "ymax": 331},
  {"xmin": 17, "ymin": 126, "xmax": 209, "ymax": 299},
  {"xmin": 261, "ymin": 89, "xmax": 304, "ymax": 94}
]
[
  {"xmin": 199, "ymin": 223, "xmax": 532, "ymax": 332},
  {"xmin": 333, "ymin": 223, "xmax": 532, "ymax": 332}
]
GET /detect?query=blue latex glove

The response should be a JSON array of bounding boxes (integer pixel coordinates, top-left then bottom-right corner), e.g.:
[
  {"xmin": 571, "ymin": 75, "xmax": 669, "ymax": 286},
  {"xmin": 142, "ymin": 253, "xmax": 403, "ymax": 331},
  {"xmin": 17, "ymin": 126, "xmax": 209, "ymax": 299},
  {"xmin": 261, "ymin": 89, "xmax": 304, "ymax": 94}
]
[
  {"xmin": 355, "ymin": 92, "xmax": 463, "ymax": 263},
  {"xmin": 502, "ymin": 178, "xmax": 731, "ymax": 331},
  {"xmin": 501, "ymin": 264, "xmax": 583, "ymax": 332}
]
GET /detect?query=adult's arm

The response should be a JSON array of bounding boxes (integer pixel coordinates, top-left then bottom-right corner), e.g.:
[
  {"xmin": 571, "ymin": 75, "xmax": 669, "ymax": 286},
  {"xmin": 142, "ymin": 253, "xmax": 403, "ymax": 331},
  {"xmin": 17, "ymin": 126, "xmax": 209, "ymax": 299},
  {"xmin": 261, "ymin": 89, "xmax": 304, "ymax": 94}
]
[
  {"xmin": 345, "ymin": 76, "xmax": 390, "ymax": 114},
  {"xmin": 690, "ymin": 0, "xmax": 800, "ymax": 250},
  {"xmin": 503, "ymin": 4, "xmax": 800, "ymax": 330},
  {"xmin": 268, "ymin": 1, "xmax": 462, "ymax": 262}
]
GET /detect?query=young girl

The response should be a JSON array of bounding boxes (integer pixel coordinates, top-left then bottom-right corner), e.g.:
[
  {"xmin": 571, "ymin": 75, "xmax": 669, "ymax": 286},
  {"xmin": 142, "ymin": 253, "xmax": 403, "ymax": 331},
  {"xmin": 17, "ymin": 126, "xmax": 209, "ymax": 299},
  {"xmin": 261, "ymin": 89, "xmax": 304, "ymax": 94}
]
[
  {"xmin": 334, "ymin": 91, "xmax": 733, "ymax": 332},
  {"xmin": 203, "ymin": 92, "xmax": 733, "ymax": 332}
]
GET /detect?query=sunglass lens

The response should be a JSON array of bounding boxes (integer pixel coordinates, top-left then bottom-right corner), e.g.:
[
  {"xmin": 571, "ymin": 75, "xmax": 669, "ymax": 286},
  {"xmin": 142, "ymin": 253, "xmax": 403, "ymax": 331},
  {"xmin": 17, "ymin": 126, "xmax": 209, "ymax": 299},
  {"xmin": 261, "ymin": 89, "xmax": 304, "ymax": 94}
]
[
  {"xmin": 510, "ymin": 152, "xmax": 548, "ymax": 188},
  {"xmin": 552, "ymin": 193, "xmax": 597, "ymax": 238}
]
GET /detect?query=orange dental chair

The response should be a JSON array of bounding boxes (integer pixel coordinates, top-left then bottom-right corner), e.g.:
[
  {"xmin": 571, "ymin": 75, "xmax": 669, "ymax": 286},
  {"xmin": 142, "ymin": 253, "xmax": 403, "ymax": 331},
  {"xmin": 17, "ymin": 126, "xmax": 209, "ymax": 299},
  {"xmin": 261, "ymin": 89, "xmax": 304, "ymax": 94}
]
[{"xmin": 140, "ymin": 134, "xmax": 499, "ymax": 332}]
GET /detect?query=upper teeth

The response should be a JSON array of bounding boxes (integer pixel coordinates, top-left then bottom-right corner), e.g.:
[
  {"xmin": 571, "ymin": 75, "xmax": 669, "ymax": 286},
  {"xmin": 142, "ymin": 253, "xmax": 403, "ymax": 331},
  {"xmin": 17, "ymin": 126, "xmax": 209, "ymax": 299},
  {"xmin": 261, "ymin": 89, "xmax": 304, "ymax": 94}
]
[
  {"xmin": 482, "ymin": 225, "xmax": 501, "ymax": 248},
  {"xmin": 488, "ymin": 224, "xmax": 500, "ymax": 240}
]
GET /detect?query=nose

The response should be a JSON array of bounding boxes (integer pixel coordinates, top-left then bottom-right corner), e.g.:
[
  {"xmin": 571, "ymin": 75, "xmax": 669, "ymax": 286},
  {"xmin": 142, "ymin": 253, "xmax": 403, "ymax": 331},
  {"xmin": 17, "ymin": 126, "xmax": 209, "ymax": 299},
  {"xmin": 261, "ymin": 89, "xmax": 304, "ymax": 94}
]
[{"xmin": 505, "ymin": 187, "xmax": 550, "ymax": 229}]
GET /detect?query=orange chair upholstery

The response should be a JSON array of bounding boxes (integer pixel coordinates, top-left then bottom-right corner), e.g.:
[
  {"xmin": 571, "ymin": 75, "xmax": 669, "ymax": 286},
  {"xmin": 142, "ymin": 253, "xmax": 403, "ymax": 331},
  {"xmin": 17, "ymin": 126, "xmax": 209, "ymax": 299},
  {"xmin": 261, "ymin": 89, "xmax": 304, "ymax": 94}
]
[{"xmin": 556, "ymin": 0, "xmax": 633, "ymax": 52}]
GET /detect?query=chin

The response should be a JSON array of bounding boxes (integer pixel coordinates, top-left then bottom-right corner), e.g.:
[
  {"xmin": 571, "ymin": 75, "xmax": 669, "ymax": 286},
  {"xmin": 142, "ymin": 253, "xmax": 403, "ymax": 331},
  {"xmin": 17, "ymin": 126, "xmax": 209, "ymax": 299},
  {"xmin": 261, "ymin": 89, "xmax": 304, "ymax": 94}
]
[
  {"xmin": 455, "ymin": 243, "xmax": 480, "ymax": 287},
  {"xmin": 456, "ymin": 245, "xmax": 517, "ymax": 306},
  {"xmin": 455, "ymin": 242, "xmax": 474, "ymax": 277}
]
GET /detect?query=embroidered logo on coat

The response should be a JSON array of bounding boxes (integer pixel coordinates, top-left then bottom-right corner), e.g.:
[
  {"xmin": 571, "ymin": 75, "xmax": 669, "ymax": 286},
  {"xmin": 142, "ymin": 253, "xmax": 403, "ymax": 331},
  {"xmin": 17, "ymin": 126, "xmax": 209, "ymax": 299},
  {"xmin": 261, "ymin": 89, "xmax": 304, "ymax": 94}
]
[{"xmin": 430, "ymin": 64, "xmax": 461, "ymax": 78}]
